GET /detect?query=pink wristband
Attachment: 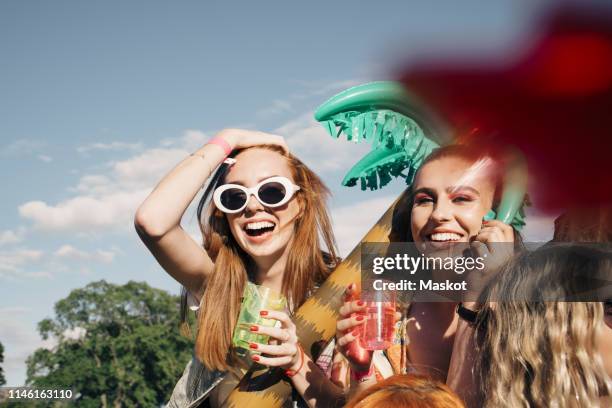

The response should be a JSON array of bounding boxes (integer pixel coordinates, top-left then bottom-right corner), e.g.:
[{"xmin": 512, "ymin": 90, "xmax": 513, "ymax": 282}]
[
  {"xmin": 206, "ymin": 136, "xmax": 233, "ymax": 156},
  {"xmin": 350, "ymin": 365, "xmax": 374, "ymax": 382}
]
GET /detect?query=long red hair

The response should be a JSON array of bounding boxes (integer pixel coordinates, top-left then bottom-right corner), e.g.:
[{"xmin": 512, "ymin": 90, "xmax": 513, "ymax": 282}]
[
  {"xmin": 345, "ymin": 374, "xmax": 466, "ymax": 408},
  {"xmin": 193, "ymin": 145, "xmax": 338, "ymax": 371}
]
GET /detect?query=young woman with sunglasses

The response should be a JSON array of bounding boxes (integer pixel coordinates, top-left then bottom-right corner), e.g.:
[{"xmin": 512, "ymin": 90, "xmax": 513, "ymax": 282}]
[{"xmin": 135, "ymin": 129, "xmax": 343, "ymax": 407}]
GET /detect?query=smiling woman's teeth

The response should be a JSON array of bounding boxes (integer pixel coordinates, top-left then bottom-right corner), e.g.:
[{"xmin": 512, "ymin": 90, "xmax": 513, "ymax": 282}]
[
  {"xmin": 429, "ymin": 233, "xmax": 461, "ymax": 242},
  {"xmin": 245, "ymin": 221, "xmax": 275, "ymax": 231}
]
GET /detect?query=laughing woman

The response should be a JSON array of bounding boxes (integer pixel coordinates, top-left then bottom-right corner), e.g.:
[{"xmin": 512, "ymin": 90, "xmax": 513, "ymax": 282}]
[
  {"xmin": 134, "ymin": 129, "xmax": 343, "ymax": 407},
  {"xmin": 335, "ymin": 145, "xmax": 523, "ymax": 406}
]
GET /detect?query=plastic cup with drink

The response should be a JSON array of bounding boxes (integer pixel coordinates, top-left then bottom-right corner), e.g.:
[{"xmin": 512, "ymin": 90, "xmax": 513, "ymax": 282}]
[
  {"xmin": 232, "ymin": 282, "xmax": 287, "ymax": 356},
  {"xmin": 356, "ymin": 280, "xmax": 396, "ymax": 350}
]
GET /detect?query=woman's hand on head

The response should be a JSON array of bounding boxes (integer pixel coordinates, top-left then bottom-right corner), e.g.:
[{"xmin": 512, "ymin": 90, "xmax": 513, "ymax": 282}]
[
  {"xmin": 216, "ymin": 129, "xmax": 289, "ymax": 153},
  {"xmin": 248, "ymin": 310, "xmax": 303, "ymax": 373}
]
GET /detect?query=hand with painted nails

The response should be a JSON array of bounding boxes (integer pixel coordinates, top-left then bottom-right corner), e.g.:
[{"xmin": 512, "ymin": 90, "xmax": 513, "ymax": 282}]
[
  {"xmin": 466, "ymin": 219, "xmax": 516, "ymax": 303},
  {"xmin": 335, "ymin": 283, "xmax": 374, "ymax": 371},
  {"xmin": 248, "ymin": 310, "xmax": 303, "ymax": 376}
]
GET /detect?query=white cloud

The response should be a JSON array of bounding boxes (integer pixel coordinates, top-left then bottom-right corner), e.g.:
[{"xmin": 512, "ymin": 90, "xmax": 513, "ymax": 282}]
[
  {"xmin": 0, "ymin": 247, "xmax": 52, "ymax": 280},
  {"xmin": 111, "ymin": 148, "xmax": 189, "ymax": 190},
  {"xmin": 54, "ymin": 245, "xmax": 116, "ymax": 263},
  {"xmin": 276, "ymin": 113, "xmax": 372, "ymax": 174},
  {"xmin": 18, "ymin": 130, "xmax": 204, "ymax": 232},
  {"xmin": 37, "ymin": 154, "xmax": 53, "ymax": 163},
  {"xmin": 16, "ymin": 113, "xmax": 375, "ymax": 233},
  {"xmin": 179, "ymin": 129, "xmax": 209, "ymax": 151},
  {"xmin": 19, "ymin": 190, "xmax": 149, "ymax": 232},
  {"xmin": 76, "ymin": 141, "xmax": 143, "ymax": 155},
  {"xmin": 0, "ymin": 249, "xmax": 44, "ymax": 272},
  {"xmin": 0, "ymin": 229, "xmax": 24, "ymax": 246},
  {"xmin": 15, "ymin": 96, "xmax": 378, "ymax": 236},
  {"xmin": 331, "ymin": 195, "xmax": 399, "ymax": 257},
  {"xmin": 72, "ymin": 174, "xmax": 113, "ymax": 195}
]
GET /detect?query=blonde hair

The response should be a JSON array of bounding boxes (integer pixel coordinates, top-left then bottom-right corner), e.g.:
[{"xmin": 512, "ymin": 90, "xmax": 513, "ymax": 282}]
[
  {"xmin": 192, "ymin": 145, "xmax": 338, "ymax": 371},
  {"xmin": 477, "ymin": 245, "xmax": 612, "ymax": 407}
]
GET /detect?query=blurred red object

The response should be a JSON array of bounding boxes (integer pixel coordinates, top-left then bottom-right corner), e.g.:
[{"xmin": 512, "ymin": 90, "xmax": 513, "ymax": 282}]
[{"xmin": 399, "ymin": 5, "xmax": 612, "ymax": 212}]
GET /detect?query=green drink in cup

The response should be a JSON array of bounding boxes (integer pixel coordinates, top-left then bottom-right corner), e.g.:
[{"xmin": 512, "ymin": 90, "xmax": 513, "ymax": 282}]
[{"xmin": 232, "ymin": 282, "xmax": 287, "ymax": 355}]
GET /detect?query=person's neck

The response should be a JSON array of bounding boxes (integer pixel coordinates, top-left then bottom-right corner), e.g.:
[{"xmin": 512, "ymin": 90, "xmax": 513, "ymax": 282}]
[{"xmin": 253, "ymin": 248, "xmax": 289, "ymax": 294}]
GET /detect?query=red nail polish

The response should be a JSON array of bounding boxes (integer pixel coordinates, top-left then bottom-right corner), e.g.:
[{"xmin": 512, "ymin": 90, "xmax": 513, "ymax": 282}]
[
  {"xmin": 356, "ymin": 315, "xmax": 364, "ymax": 322},
  {"xmin": 356, "ymin": 300, "xmax": 364, "ymax": 307},
  {"xmin": 249, "ymin": 343, "xmax": 258, "ymax": 350},
  {"xmin": 351, "ymin": 330, "xmax": 359, "ymax": 336},
  {"xmin": 252, "ymin": 355, "xmax": 260, "ymax": 362},
  {"xmin": 250, "ymin": 325, "xmax": 258, "ymax": 332},
  {"xmin": 260, "ymin": 310, "xmax": 268, "ymax": 317}
]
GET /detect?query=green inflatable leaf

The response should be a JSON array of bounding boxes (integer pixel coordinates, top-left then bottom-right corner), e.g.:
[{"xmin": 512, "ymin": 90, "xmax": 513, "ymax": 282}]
[{"xmin": 315, "ymin": 82, "xmax": 444, "ymax": 190}]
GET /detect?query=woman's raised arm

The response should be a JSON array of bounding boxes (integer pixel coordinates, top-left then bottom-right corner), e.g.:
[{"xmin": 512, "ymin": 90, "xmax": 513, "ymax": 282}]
[
  {"xmin": 134, "ymin": 129, "xmax": 288, "ymax": 296},
  {"xmin": 133, "ymin": 134, "xmax": 227, "ymax": 295}
]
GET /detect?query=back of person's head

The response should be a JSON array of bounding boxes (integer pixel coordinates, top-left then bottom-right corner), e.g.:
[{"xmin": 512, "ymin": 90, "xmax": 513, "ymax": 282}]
[{"xmin": 344, "ymin": 374, "xmax": 465, "ymax": 408}]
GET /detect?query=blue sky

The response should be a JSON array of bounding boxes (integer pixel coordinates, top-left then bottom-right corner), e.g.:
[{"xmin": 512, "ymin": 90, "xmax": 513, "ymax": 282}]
[{"xmin": 0, "ymin": 0, "xmax": 566, "ymax": 386}]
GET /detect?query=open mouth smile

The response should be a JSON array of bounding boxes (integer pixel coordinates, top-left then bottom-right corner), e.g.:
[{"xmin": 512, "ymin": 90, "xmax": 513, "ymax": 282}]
[
  {"xmin": 243, "ymin": 221, "xmax": 277, "ymax": 241},
  {"xmin": 422, "ymin": 231, "xmax": 465, "ymax": 250},
  {"xmin": 427, "ymin": 232, "xmax": 462, "ymax": 242}
]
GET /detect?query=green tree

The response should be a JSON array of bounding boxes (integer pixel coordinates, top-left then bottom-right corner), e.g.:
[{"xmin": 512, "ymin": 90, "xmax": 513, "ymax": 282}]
[
  {"xmin": 25, "ymin": 280, "xmax": 193, "ymax": 407},
  {"xmin": 0, "ymin": 341, "xmax": 5, "ymax": 386}
]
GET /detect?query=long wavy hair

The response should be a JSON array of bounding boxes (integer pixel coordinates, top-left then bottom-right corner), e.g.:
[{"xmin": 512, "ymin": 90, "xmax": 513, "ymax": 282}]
[
  {"xmin": 477, "ymin": 245, "xmax": 612, "ymax": 407},
  {"xmin": 190, "ymin": 145, "xmax": 338, "ymax": 371}
]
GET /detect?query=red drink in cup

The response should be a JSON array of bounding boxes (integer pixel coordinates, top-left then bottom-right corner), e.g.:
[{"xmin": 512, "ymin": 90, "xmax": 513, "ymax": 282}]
[
  {"xmin": 358, "ymin": 281, "xmax": 396, "ymax": 350},
  {"xmin": 343, "ymin": 282, "xmax": 375, "ymax": 366},
  {"xmin": 360, "ymin": 301, "xmax": 396, "ymax": 350}
]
